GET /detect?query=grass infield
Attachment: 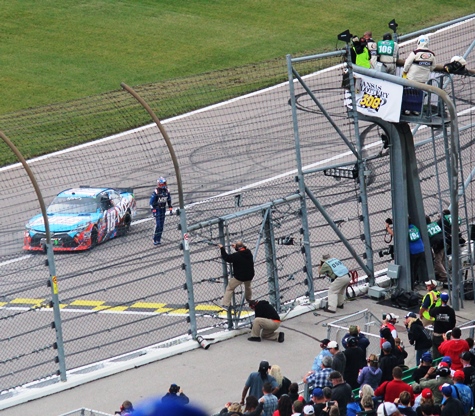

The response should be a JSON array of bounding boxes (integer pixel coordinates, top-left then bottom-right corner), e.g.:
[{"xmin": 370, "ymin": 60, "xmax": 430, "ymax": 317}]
[{"xmin": 0, "ymin": 1, "xmax": 473, "ymax": 165}]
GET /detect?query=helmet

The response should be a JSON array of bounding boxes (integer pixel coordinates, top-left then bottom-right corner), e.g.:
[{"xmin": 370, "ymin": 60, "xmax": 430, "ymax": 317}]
[
  {"xmin": 417, "ymin": 35, "xmax": 430, "ymax": 48},
  {"xmin": 383, "ymin": 33, "xmax": 392, "ymax": 41},
  {"xmin": 451, "ymin": 55, "xmax": 467, "ymax": 66},
  {"xmin": 440, "ymin": 292, "xmax": 449, "ymax": 302},
  {"xmin": 157, "ymin": 177, "xmax": 167, "ymax": 188}
]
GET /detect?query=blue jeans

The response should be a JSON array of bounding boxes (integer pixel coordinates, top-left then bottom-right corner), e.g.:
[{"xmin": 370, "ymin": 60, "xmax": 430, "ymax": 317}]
[{"xmin": 153, "ymin": 209, "xmax": 166, "ymax": 243}]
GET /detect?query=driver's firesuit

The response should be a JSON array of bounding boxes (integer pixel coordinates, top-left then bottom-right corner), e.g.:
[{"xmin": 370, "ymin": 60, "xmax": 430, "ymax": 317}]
[{"xmin": 149, "ymin": 179, "xmax": 172, "ymax": 245}]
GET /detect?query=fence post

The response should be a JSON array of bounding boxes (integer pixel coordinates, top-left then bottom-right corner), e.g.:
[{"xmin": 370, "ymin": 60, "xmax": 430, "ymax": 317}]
[
  {"xmin": 263, "ymin": 208, "xmax": 281, "ymax": 310},
  {"xmin": 0, "ymin": 131, "xmax": 67, "ymax": 381}
]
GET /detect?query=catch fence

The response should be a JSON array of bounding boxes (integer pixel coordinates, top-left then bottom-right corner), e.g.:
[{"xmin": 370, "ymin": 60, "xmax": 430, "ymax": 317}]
[{"xmin": 0, "ymin": 13, "xmax": 475, "ymax": 410}]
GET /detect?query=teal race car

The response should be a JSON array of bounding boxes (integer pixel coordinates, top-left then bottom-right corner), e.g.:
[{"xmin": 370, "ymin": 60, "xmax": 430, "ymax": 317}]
[{"xmin": 24, "ymin": 186, "xmax": 136, "ymax": 251}]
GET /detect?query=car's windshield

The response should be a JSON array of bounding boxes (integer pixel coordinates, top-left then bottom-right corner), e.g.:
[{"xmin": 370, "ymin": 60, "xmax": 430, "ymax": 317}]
[{"xmin": 47, "ymin": 196, "xmax": 99, "ymax": 214}]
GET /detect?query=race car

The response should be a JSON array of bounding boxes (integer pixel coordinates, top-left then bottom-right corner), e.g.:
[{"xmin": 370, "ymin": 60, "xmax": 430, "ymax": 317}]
[{"xmin": 24, "ymin": 186, "xmax": 137, "ymax": 252}]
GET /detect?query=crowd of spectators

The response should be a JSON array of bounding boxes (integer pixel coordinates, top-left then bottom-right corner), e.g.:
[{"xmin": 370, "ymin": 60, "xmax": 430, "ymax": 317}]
[{"xmin": 216, "ymin": 318, "xmax": 475, "ymax": 416}]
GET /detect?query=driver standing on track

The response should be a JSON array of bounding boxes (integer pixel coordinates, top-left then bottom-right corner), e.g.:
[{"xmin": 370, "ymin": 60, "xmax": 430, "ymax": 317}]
[{"xmin": 149, "ymin": 177, "xmax": 172, "ymax": 246}]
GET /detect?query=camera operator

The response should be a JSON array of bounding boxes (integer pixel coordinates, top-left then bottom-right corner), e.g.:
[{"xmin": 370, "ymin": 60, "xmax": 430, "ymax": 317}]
[
  {"xmin": 162, "ymin": 383, "xmax": 190, "ymax": 404},
  {"xmin": 379, "ymin": 219, "xmax": 394, "ymax": 260}
]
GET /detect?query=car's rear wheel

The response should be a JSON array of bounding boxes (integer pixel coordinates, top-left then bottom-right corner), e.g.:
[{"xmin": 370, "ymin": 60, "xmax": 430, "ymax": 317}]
[
  {"xmin": 118, "ymin": 211, "xmax": 132, "ymax": 237},
  {"xmin": 90, "ymin": 226, "xmax": 98, "ymax": 248}
]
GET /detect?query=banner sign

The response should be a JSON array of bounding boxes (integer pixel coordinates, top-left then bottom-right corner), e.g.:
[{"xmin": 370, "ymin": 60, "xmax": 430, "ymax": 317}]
[{"xmin": 353, "ymin": 74, "xmax": 403, "ymax": 122}]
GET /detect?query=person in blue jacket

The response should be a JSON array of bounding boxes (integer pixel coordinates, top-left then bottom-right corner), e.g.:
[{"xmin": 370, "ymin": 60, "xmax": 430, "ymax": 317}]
[{"xmin": 149, "ymin": 177, "xmax": 172, "ymax": 245}]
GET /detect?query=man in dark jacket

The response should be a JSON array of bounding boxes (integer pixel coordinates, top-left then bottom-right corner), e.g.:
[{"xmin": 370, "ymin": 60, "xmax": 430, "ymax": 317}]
[
  {"xmin": 380, "ymin": 341, "xmax": 399, "ymax": 383},
  {"xmin": 248, "ymin": 300, "xmax": 284, "ymax": 343},
  {"xmin": 219, "ymin": 241, "xmax": 255, "ymax": 309},
  {"xmin": 343, "ymin": 336, "xmax": 366, "ymax": 389},
  {"xmin": 429, "ymin": 292, "xmax": 456, "ymax": 360},
  {"xmin": 405, "ymin": 312, "xmax": 432, "ymax": 366},
  {"xmin": 329, "ymin": 371, "xmax": 353, "ymax": 416}
]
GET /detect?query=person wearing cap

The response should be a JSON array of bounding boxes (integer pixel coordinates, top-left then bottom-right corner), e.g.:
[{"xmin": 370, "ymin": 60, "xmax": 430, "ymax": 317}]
[
  {"xmin": 379, "ymin": 341, "xmax": 399, "ymax": 383},
  {"xmin": 343, "ymin": 336, "xmax": 366, "ymax": 389},
  {"xmin": 442, "ymin": 370, "xmax": 474, "ymax": 416},
  {"xmin": 420, "ymin": 364, "xmax": 453, "ymax": 405},
  {"xmin": 413, "ymin": 388, "xmax": 435, "ymax": 415},
  {"xmin": 439, "ymin": 357, "xmax": 456, "ymax": 377},
  {"xmin": 376, "ymin": 402, "xmax": 401, "ymax": 416},
  {"xmin": 149, "ymin": 176, "xmax": 173, "ymax": 246},
  {"xmin": 327, "ymin": 341, "xmax": 346, "ymax": 376},
  {"xmin": 309, "ymin": 388, "xmax": 327, "ymax": 416},
  {"xmin": 380, "ymin": 317, "xmax": 397, "ymax": 354},
  {"xmin": 219, "ymin": 241, "xmax": 255, "ymax": 310},
  {"xmin": 429, "ymin": 292, "xmax": 456, "ymax": 360},
  {"xmin": 412, "ymin": 352, "xmax": 434, "ymax": 383},
  {"xmin": 318, "ymin": 254, "xmax": 350, "ymax": 314},
  {"xmin": 405, "ymin": 311, "xmax": 432, "ymax": 366},
  {"xmin": 420, "ymin": 280, "xmax": 442, "ymax": 327},
  {"xmin": 304, "ymin": 356, "xmax": 333, "ymax": 390},
  {"xmin": 374, "ymin": 367, "xmax": 414, "ymax": 405},
  {"xmin": 241, "ymin": 361, "xmax": 279, "ymax": 404},
  {"xmin": 357, "ymin": 353, "xmax": 382, "ymax": 390},
  {"xmin": 460, "ymin": 351, "xmax": 475, "ymax": 387},
  {"xmin": 328, "ymin": 371, "xmax": 353, "ymax": 416},
  {"xmin": 311, "ymin": 339, "xmax": 333, "ymax": 372},
  {"xmin": 440, "ymin": 383, "xmax": 465, "ymax": 416},
  {"xmin": 438, "ymin": 327, "xmax": 470, "ymax": 371},
  {"xmin": 342, "ymin": 326, "xmax": 370, "ymax": 356},
  {"xmin": 248, "ymin": 300, "xmax": 284, "ymax": 343},
  {"xmin": 304, "ymin": 404, "xmax": 316, "ymax": 416}
]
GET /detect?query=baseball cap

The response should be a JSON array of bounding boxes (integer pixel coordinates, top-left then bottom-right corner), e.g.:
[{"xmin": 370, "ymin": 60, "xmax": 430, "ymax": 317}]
[
  {"xmin": 377, "ymin": 402, "xmax": 398, "ymax": 416},
  {"xmin": 328, "ymin": 371, "xmax": 342, "ymax": 380},
  {"xmin": 441, "ymin": 356, "xmax": 452, "ymax": 365},
  {"xmin": 421, "ymin": 352, "xmax": 432, "ymax": 362},
  {"xmin": 304, "ymin": 405, "xmax": 315, "ymax": 415},
  {"xmin": 320, "ymin": 338, "xmax": 331, "ymax": 347},
  {"xmin": 440, "ymin": 292, "xmax": 449, "ymax": 302},
  {"xmin": 322, "ymin": 254, "xmax": 331, "ymax": 261},
  {"xmin": 311, "ymin": 388, "xmax": 323, "ymax": 398},
  {"xmin": 327, "ymin": 341, "xmax": 338, "ymax": 349},
  {"xmin": 405, "ymin": 312, "xmax": 417, "ymax": 319},
  {"xmin": 454, "ymin": 370, "xmax": 465, "ymax": 380},
  {"xmin": 386, "ymin": 313, "xmax": 399, "ymax": 321},
  {"xmin": 439, "ymin": 384, "xmax": 453, "ymax": 396},
  {"xmin": 437, "ymin": 366, "xmax": 451, "ymax": 376},
  {"xmin": 461, "ymin": 351, "xmax": 473, "ymax": 361},
  {"xmin": 439, "ymin": 361, "xmax": 449, "ymax": 368},
  {"xmin": 382, "ymin": 341, "xmax": 392, "ymax": 350},
  {"xmin": 258, "ymin": 361, "xmax": 270, "ymax": 371},
  {"xmin": 425, "ymin": 279, "xmax": 438, "ymax": 286},
  {"xmin": 421, "ymin": 388, "xmax": 433, "ymax": 399}
]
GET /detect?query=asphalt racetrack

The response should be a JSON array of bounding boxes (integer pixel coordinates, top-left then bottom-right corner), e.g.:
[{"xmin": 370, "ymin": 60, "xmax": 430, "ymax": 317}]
[{"xmin": 1, "ymin": 18, "xmax": 475, "ymax": 390}]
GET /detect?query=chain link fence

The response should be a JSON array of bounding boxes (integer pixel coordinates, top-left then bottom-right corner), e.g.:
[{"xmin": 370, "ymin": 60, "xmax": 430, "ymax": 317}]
[{"xmin": 1, "ymin": 14, "xmax": 475, "ymax": 408}]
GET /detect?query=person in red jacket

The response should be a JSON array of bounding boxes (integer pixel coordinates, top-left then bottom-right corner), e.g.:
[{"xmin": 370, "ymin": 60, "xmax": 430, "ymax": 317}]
[
  {"xmin": 374, "ymin": 367, "xmax": 414, "ymax": 404},
  {"xmin": 438, "ymin": 327, "xmax": 469, "ymax": 371}
]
